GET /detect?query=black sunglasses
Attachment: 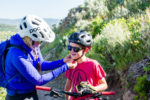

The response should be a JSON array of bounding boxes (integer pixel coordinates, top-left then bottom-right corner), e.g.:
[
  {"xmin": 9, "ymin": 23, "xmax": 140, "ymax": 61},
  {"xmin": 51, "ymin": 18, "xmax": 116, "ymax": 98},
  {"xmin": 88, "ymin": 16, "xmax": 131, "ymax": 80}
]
[{"xmin": 67, "ymin": 45, "xmax": 84, "ymax": 52}]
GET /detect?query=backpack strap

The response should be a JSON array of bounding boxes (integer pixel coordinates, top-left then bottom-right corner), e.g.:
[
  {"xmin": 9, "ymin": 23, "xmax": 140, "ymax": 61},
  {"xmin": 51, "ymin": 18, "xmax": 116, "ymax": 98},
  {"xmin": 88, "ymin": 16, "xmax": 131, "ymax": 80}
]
[{"xmin": 9, "ymin": 44, "xmax": 28, "ymax": 56}]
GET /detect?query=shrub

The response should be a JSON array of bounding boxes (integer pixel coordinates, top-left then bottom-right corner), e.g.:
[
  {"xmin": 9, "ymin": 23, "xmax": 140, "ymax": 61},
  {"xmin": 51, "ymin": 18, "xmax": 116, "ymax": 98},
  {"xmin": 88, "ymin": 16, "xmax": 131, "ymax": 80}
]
[
  {"xmin": 112, "ymin": 5, "xmax": 129, "ymax": 18},
  {"xmin": 133, "ymin": 75, "xmax": 150, "ymax": 100},
  {"xmin": 91, "ymin": 17, "xmax": 106, "ymax": 38},
  {"xmin": 101, "ymin": 18, "xmax": 130, "ymax": 47}
]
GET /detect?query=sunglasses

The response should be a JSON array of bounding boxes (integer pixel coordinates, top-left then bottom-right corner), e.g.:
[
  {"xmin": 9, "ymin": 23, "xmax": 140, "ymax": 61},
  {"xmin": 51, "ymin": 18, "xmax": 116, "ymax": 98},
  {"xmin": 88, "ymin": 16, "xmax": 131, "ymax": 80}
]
[{"xmin": 67, "ymin": 45, "xmax": 84, "ymax": 52}]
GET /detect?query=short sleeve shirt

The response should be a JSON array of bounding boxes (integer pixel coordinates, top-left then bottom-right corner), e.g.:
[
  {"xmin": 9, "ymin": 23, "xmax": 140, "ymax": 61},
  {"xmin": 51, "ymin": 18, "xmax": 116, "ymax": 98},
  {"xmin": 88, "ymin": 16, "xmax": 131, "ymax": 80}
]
[{"xmin": 65, "ymin": 58, "xmax": 106, "ymax": 100}]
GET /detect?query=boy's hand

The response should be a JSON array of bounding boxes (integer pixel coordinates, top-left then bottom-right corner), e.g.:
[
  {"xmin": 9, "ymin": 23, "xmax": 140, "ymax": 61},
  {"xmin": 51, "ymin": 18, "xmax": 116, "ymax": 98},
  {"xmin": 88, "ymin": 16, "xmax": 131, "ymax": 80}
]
[{"xmin": 76, "ymin": 81, "xmax": 96, "ymax": 95}]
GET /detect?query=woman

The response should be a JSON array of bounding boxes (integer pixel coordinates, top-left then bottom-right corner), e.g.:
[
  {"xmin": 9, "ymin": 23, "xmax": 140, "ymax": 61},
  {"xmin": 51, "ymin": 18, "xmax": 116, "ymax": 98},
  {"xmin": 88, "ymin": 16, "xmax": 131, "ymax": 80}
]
[{"xmin": 5, "ymin": 15, "xmax": 77, "ymax": 100}]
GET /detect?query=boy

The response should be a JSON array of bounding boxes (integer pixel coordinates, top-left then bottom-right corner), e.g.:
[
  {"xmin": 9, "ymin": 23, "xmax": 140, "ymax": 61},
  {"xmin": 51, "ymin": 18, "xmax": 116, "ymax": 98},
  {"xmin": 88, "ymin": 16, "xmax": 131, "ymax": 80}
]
[{"xmin": 64, "ymin": 30, "xmax": 108, "ymax": 100}]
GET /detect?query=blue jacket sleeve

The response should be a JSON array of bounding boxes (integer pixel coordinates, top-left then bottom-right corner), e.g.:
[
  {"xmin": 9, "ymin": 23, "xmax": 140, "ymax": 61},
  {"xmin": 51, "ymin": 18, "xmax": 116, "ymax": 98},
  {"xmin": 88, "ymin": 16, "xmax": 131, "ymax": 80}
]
[
  {"xmin": 11, "ymin": 49, "xmax": 69, "ymax": 85},
  {"xmin": 41, "ymin": 59, "xmax": 66, "ymax": 71},
  {"xmin": 37, "ymin": 47, "xmax": 65, "ymax": 71}
]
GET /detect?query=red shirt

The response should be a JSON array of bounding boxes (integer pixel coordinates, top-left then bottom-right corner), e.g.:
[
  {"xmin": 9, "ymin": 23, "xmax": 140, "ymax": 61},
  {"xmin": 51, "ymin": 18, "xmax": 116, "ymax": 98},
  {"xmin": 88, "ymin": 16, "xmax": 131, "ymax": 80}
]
[{"xmin": 65, "ymin": 58, "xmax": 106, "ymax": 100}]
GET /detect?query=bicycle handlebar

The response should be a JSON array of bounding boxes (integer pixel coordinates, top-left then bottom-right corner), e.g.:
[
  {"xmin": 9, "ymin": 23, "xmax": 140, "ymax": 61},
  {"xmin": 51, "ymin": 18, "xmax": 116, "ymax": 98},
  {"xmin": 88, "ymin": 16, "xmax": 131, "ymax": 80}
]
[
  {"xmin": 36, "ymin": 86, "xmax": 52, "ymax": 91},
  {"xmin": 36, "ymin": 86, "xmax": 115, "ymax": 97}
]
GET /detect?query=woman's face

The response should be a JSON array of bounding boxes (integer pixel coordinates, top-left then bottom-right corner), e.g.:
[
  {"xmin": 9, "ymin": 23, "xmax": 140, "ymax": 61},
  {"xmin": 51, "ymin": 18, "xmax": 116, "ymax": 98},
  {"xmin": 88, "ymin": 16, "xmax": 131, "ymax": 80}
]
[{"xmin": 68, "ymin": 42, "xmax": 85, "ymax": 60}]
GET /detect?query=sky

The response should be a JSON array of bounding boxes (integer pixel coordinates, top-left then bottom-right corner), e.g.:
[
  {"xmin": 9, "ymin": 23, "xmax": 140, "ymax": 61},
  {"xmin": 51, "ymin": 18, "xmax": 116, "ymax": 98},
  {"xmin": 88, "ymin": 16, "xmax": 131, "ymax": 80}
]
[{"xmin": 0, "ymin": 0, "xmax": 84, "ymax": 19}]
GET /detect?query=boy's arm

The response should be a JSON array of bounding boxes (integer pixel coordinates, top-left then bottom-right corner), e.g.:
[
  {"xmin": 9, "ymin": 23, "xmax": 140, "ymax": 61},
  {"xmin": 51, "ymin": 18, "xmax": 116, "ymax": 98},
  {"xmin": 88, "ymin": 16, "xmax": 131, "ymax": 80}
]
[
  {"xmin": 64, "ymin": 79, "xmax": 72, "ymax": 100},
  {"xmin": 94, "ymin": 77, "xmax": 108, "ymax": 92}
]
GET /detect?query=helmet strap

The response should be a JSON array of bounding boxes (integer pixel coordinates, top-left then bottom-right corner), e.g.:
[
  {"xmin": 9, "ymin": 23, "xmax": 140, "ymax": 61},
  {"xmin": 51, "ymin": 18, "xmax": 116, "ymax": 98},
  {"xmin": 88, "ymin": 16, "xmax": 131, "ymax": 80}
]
[
  {"xmin": 32, "ymin": 41, "xmax": 35, "ymax": 46},
  {"xmin": 84, "ymin": 47, "xmax": 89, "ymax": 52}
]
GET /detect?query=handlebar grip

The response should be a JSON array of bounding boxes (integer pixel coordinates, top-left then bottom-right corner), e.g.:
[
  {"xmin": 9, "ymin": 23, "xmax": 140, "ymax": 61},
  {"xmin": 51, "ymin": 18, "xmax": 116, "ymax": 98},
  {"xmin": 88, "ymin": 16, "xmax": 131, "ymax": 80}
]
[
  {"xmin": 101, "ymin": 91, "xmax": 115, "ymax": 95},
  {"xmin": 36, "ymin": 86, "xmax": 51, "ymax": 91}
]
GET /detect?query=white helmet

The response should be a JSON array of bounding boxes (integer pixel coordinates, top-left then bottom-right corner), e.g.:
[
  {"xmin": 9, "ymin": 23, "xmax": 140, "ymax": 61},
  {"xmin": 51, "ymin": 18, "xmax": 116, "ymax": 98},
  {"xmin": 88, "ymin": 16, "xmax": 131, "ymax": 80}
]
[{"xmin": 18, "ymin": 15, "xmax": 55, "ymax": 43}]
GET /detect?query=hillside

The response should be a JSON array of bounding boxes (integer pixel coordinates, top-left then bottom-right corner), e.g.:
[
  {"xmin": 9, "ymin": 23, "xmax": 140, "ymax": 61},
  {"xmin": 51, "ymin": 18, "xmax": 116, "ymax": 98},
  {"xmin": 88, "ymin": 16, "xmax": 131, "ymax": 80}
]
[
  {"xmin": 0, "ymin": 18, "xmax": 60, "ymax": 26},
  {"xmin": 40, "ymin": 0, "xmax": 150, "ymax": 100}
]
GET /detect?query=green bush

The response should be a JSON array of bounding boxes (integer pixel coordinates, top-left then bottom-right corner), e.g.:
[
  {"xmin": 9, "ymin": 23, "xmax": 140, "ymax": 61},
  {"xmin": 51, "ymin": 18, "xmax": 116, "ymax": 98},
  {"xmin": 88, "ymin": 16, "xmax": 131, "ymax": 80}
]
[
  {"xmin": 91, "ymin": 17, "xmax": 106, "ymax": 38},
  {"xmin": 0, "ymin": 31, "xmax": 15, "ymax": 42},
  {"xmin": 133, "ymin": 75, "xmax": 150, "ymax": 100},
  {"xmin": 0, "ymin": 87, "xmax": 6, "ymax": 100},
  {"xmin": 87, "ymin": 13, "xmax": 150, "ymax": 71}
]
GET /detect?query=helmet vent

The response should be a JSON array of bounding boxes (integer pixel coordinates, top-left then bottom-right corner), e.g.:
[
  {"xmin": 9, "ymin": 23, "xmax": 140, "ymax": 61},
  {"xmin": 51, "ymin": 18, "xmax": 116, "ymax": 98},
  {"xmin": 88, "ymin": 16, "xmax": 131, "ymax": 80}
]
[
  {"xmin": 33, "ymin": 34, "xmax": 38, "ymax": 38},
  {"xmin": 43, "ymin": 29, "xmax": 47, "ymax": 32},
  {"xmin": 87, "ymin": 40, "xmax": 91, "ymax": 43},
  {"xmin": 23, "ymin": 22, "xmax": 27, "ymax": 28},
  {"xmin": 32, "ymin": 21, "xmax": 39, "ymax": 26},
  {"xmin": 39, "ymin": 32, "xmax": 44, "ymax": 38},
  {"xmin": 81, "ymin": 35, "xmax": 85, "ymax": 38},
  {"xmin": 20, "ymin": 25, "xmax": 23, "ymax": 30},
  {"xmin": 35, "ymin": 18, "xmax": 41, "ymax": 22},
  {"xmin": 23, "ymin": 16, "xmax": 26, "ymax": 20}
]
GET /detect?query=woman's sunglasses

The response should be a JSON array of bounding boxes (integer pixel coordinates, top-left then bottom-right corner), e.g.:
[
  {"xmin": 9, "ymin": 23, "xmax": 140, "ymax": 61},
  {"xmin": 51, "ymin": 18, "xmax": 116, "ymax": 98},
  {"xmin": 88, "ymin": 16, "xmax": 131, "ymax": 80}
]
[
  {"xmin": 67, "ymin": 45, "xmax": 84, "ymax": 52},
  {"xmin": 37, "ymin": 41, "xmax": 42, "ymax": 44}
]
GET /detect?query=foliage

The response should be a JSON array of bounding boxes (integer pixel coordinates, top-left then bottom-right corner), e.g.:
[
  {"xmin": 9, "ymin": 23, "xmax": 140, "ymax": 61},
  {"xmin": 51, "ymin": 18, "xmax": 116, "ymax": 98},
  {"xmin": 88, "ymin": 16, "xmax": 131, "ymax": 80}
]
[
  {"xmin": 0, "ymin": 87, "xmax": 6, "ymax": 100},
  {"xmin": 0, "ymin": 31, "xmax": 15, "ymax": 42},
  {"xmin": 87, "ymin": 10, "xmax": 150, "ymax": 71},
  {"xmin": 91, "ymin": 17, "xmax": 106, "ymax": 38},
  {"xmin": 0, "ymin": 24, "xmax": 17, "ymax": 32},
  {"xmin": 84, "ymin": 0, "xmax": 109, "ymax": 18},
  {"xmin": 75, "ymin": 19, "xmax": 92, "ymax": 31},
  {"xmin": 133, "ymin": 75, "xmax": 150, "ymax": 100},
  {"xmin": 101, "ymin": 18, "xmax": 130, "ymax": 46},
  {"xmin": 125, "ymin": 0, "xmax": 150, "ymax": 13},
  {"xmin": 111, "ymin": 5, "xmax": 129, "ymax": 18}
]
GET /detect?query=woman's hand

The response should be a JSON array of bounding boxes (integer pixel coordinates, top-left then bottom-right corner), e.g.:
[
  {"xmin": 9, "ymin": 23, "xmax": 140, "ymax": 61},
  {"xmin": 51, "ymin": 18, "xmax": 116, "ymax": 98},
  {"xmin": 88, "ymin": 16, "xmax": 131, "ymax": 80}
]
[
  {"xmin": 64, "ymin": 55, "xmax": 77, "ymax": 69},
  {"xmin": 66, "ymin": 61, "xmax": 77, "ymax": 69},
  {"xmin": 63, "ymin": 55, "xmax": 71, "ymax": 63}
]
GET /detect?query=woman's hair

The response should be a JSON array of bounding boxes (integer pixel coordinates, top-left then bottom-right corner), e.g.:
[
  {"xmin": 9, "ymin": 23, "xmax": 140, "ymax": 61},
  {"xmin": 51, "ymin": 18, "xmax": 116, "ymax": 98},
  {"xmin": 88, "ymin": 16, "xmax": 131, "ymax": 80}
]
[
  {"xmin": 22, "ymin": 36, "xmax": 41, "ymax": 72},
  {"xmin": 22, "ymin": 36, "xmax": 33, "ymax": 48}
]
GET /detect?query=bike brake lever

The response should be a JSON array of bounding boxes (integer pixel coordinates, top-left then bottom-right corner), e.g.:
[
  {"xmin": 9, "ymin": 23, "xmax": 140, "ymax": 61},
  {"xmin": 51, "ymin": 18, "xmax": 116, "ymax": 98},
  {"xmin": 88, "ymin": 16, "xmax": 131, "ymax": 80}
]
[
  {"xmin": 62, "ymin": 91, "xmax": 82, "ymax": 98},
  {"xmin": 92, "ymin": 93, "xmax": 102, "ymax": 98},
  {"xmin": 49, "ymin": 89, "xmax": 62, "ymax": 98}
]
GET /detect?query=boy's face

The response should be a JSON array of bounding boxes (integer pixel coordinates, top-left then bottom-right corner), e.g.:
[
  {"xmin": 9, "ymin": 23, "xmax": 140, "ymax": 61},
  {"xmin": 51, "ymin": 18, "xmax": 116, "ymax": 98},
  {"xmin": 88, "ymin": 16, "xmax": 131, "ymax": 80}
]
[{"xmin": 68, "ymin": 42, "xmax": 85, "ymax": 60}]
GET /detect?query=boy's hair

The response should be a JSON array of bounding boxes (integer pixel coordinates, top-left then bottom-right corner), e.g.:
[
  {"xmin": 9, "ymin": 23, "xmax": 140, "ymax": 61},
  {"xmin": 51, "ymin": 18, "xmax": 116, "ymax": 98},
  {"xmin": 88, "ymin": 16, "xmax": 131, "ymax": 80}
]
[{"xmin": 68, "ymin": 30, "xmax": 93, "ymax": 47}]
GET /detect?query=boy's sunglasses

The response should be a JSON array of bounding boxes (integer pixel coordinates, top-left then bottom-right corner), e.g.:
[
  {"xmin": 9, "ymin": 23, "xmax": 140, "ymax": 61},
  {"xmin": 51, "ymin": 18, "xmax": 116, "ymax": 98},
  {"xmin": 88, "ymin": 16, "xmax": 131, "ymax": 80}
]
[{"xmin": 67, "ymin": 45, "xmax": 84, "ymax": 52}]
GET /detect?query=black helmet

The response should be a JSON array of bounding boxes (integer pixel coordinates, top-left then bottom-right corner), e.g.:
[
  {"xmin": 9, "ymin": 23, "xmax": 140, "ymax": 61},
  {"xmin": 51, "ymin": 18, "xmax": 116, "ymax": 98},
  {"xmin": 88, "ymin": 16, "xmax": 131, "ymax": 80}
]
[{"xmin": 68, "ymin": 30, "xmax": 92, "ymax": 46}]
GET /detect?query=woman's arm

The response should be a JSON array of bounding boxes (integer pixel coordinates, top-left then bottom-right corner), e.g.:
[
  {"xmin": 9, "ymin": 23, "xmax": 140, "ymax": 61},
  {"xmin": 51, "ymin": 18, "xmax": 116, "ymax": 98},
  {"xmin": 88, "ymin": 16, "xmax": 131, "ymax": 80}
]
[
  {"xmin": 12, "ymin": 49, "xmax": 69, "ymax": 85},
  {"xmin": 41, "ymin": 59, "xmax": 66, "ymax": 71},
  {"xmin": 38, "ymin": 48, "xmax": 73, "ymax": 71},
  {"xmin": 37, "ymin": 47, "xmax": 66, "ymax": 71},
  {"xmin": 64, "ymin": 79, "xmax": 72, "ymax": 100}
]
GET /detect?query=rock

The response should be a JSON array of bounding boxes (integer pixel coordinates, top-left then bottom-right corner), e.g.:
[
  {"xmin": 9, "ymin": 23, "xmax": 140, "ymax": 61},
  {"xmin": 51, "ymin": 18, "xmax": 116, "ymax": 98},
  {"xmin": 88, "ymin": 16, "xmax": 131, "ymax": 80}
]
[{"xmin": 123, "ymin": 90, "xmax": 135, "ymax": 100}]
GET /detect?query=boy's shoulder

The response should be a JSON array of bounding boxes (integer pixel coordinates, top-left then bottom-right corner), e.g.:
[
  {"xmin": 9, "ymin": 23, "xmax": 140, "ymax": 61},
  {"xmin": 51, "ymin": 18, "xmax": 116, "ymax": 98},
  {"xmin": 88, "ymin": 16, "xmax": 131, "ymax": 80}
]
[{"xmin": 86, "ymin": 57, "xmax": 100, "ymax": 65}]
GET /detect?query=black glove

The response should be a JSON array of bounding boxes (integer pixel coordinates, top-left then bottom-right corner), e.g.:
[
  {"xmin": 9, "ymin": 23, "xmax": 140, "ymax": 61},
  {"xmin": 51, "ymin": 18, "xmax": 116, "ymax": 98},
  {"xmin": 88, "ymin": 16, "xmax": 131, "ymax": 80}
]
[{"xmin": 76, "ymin": 81, "xmax": 96, "ymax": 96}]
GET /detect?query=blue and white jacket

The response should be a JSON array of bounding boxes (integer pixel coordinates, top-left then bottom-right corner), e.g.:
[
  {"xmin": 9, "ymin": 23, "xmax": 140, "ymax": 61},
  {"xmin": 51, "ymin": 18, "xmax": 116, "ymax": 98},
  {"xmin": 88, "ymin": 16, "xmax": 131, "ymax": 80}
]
[{"xmin": 5, "ymin": 34, "xmax": 68, "ymax": 96}]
